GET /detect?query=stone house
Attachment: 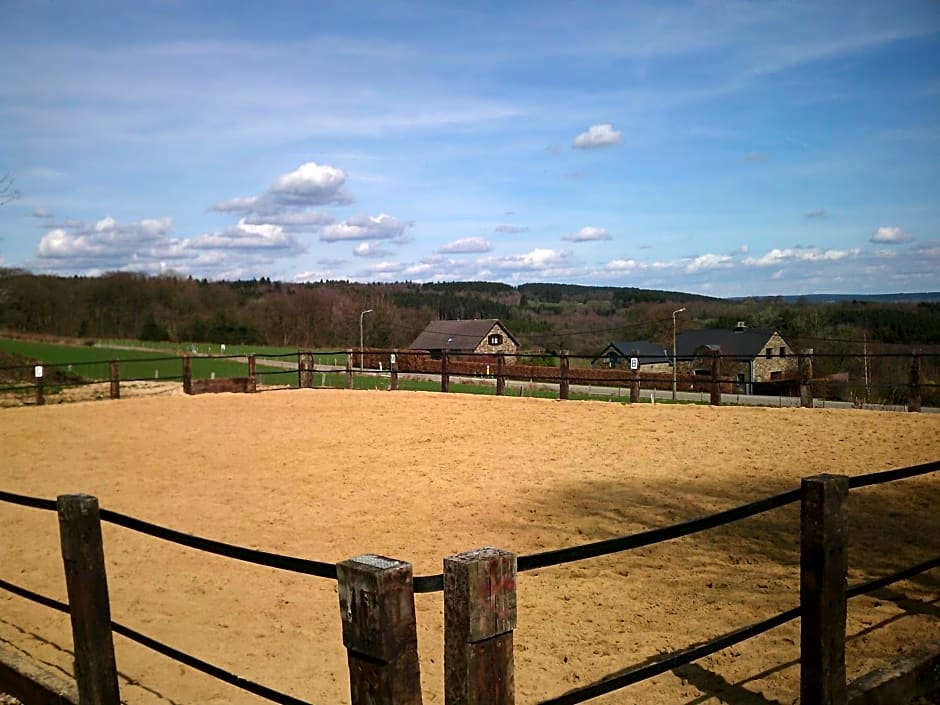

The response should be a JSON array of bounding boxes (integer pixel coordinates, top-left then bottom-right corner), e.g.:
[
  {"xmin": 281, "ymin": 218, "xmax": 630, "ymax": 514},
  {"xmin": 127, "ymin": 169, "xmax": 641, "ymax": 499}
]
[
  {"xmin": 675, "ymin": 324, "xmax": 798, "ymax": 392},
  {"xmin": 594, "ymin": 340, "xmax": 672, "ymax": 373},
  {"xmin": 409, "ymin": 319, "xmax": 519, "ymax": 360}
]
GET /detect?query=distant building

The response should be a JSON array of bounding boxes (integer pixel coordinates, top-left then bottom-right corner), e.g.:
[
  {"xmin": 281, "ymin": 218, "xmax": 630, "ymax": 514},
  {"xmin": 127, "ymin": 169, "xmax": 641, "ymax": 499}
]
[
  {"xmin": 594, "ymin": 341, "xmax": 672, "ymax": 373},
  {"xmin": 675, "ymin": 324, "xmax": 797, "ymax": 391},
  {"xmin": 409, "ymin": 319, "xmax": 519, "ymax": 359}
]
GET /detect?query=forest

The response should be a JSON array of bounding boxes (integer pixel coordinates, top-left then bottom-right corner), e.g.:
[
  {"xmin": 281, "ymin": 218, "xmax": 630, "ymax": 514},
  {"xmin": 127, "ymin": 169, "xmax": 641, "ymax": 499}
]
[{"xmin": 1, "ymin": 269, "xmax": 939, "ymax": 358}]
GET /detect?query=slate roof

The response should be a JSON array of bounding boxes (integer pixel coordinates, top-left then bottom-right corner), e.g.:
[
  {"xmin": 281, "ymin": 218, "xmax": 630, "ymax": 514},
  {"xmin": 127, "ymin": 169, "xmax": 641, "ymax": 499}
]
[
  {"xmin": 675, "ymin": 328, "xmax": 780, "ymax": 359},
  {"xmin": 600, "ymin": 341, "xmax": 671, "ymax": 366},
  {"xmin": 409, "ymin": 319, "xmax": 517, "ymax": 351}
]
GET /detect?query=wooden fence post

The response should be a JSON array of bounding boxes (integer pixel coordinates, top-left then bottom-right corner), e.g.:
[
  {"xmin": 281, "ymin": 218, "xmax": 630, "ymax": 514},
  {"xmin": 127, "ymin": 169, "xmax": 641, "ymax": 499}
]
[
  {"xmin": 908, "ymin": 351, "xmax": 921, "ymax": 413},
  {"xmin": 496, "ymin": 353, "xmax": 505, "ymax": 396},
  {"xmin": 444, "ymin": 547, "xmax": 516, "ymax": 705},
  {"xmin": 559, "ymin": 352, "xmax": 570, "ymax": 400},
  {"xmin": 182, "ymin": 355, "xmax": 192, "ymax": 395},
  {"xmin": 109, "ymin": 360, "xmax": 120, "ymax": 400},
  {"xmin": 801, "ymin": 474, "xmax": 849, "ymax": 705},
  {"xmin": 336, "ymin": 555, "xmax": 423, "ymax": 705},
  {"xmin": 390, "ymin": 351, "xmax": 399, "ymax": 391},
  {"xmin": 346, "ymin": 349, "xmax": 354, "ymax": 389},
  {"xmin": 442, "ymin": 350, "xmax": 450, "ymax": 393},
  {"xmin": 630, "ymin": 349, "xmax": 641, "ymax": 403},
  {"xmin": 248, "ymin": 354, "xmax": 257, "ymax": 391},
  {"xmin": 709, "ymin": 350, "xmax": 721, "ymax": 406},
  {"xmin": 35, "ymin": 364, "xmax": 45, "ymax": 406},
  {"xmin": 800, "ymin": 349, "xmax": 814, "ymax": 408},
  {"xmin": 57, "ymin": 494, "xmax": 121, "ymax": 705}
]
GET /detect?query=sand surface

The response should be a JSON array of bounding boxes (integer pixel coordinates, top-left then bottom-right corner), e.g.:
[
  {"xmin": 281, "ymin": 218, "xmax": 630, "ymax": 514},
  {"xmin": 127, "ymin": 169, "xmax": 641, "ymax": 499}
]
[{"xmin": 1, "ymin": 390, "xmax": 939, "ymax": 705}]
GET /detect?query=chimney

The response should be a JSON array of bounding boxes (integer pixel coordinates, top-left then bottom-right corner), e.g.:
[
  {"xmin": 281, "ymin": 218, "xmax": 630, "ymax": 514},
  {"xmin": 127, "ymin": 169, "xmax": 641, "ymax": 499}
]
[{"xmin": 735, "ymin": 321, "xmax": 747, "ymax": 331}]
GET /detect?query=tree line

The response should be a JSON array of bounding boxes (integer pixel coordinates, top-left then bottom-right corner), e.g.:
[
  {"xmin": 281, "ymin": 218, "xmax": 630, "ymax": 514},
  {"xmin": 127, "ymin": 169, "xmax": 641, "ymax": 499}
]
[{"xmin": 1, "ymin": 269, "xmax": 938, "ymax": 358}]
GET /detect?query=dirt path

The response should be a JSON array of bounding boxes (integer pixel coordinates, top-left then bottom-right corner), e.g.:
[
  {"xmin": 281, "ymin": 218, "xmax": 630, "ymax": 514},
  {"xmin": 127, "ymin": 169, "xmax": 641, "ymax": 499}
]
[{"xmin": 1, "ymin": 390, "xmax": 939, "ymax": 705}]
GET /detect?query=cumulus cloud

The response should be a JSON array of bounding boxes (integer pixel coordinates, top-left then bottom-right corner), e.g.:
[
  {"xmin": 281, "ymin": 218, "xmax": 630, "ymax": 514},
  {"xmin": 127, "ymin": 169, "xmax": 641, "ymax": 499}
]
[
  {"xmin": 353, "ymin": 242, "xmax": 389, "ymax": 258},
  {"xmin": 604, "ymin": 259, "xmax": 638, "ymax": 272},
  {"xmin": 37, "ymin": 216, "xmax": 174, "ymax": 259},
  {"xmin": 438, "ymin": 237, "xmax": 491, "ymax": 254},
  {"xmin": 684, "ymin": 253, "xmax": 733, "ymax": 273},
  {"xmin": 242, "ymin": 211, "xmax": 333, "ymax": 232},
  {"xmin": 189, "ymin": 219, "xmax": 304, "ymax": 252},
  {"xmin": 870, "ymin": 225, "xmax": 913, "ymax": 244},
  {"xmin": 494, "ymin": 224, "xmax": 528, "ymax": 234},
  {"xmin": 320, "ymin": 214, "xmax": 413, "ymax": 242},
  {"xmin": 563, "ymin": 226, "xmax": 611, "ymax": 242},
  {"xmin": 743, "ymin": 246, "xmax": 860, "ymax": 267},
  {"xmin": 211, "ymin": 161, "xmax": 352, "ymax": 216},
  {"xmin": 572, "ymin": 124, "xmax": 622, "ymax": 150},
  {"xmin": 805, "ymin": 209, "xmax": 829, "ymax": 219}
]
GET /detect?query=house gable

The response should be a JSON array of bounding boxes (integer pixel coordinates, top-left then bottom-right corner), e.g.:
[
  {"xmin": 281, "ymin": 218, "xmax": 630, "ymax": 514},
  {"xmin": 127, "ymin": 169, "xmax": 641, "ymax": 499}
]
[{"xmin": 409, "ymin": 319, "xmax": 518, "ymax": 354}]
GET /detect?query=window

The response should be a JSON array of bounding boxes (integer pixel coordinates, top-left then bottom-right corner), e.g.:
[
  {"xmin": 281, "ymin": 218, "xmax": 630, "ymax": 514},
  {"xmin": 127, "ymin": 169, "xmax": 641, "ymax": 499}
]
[
  {"xmin": 770, "ymin": 371, "xmax": 782, "ymax": 380},
  {"xmin": 765, "ymin": 347, "xmax": 772, "ymax": 359},
  {"xmin": 779, "ymin": 347, "xmax": 786, "ymax": 357},
  {"xmin": 488, "ymin": 333, "xmax": 503, "ymax": 346}
]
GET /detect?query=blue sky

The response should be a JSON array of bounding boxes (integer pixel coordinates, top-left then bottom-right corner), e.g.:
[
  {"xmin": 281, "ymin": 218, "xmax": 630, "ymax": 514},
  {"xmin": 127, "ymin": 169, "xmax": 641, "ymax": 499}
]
[{"xmin": 1, "ymin": 0, "xmax": 938, "ymax": 296}]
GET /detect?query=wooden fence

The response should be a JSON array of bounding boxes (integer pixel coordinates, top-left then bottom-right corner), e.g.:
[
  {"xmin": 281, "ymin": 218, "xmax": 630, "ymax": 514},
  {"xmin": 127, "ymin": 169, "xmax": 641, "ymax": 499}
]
[
  {"xmin": 1, "ymin": 460, "xmax": 938, "ymax": 704},
  {"xmin": 2, "ymin": 347, "xmax": 935, "ymax": 410}
]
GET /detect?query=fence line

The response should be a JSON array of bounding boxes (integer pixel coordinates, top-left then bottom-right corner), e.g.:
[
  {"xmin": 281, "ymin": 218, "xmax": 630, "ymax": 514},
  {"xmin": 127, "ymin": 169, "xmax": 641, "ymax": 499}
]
[{"xmin": 0, "ymin": 459, "xmax": 937, "ymax": 704}]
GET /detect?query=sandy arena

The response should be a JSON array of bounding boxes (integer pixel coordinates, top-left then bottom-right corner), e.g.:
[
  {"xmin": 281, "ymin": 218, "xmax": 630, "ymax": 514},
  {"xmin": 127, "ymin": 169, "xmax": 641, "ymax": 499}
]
[{"xmin": 1, "ymin": 390, "xmax": 939, "ymax": 705}]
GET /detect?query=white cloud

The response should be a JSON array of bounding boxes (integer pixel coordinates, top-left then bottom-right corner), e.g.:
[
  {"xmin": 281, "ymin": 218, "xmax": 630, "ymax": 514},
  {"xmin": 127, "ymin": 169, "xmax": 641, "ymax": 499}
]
[
  {"xmin": 743, "ymin": 246, "xmax": 860, "ymax": 267},
  {"xmin": 190, "ymin": 219, "xmax": 303, "ymax": 252},
  {"xmin": 494, "ymin": 225, "xmax": 528, "ymax": 234},
  {"xmin": 211, "ymin": 162, "xmax": 352, "ymax": 215},
  {"xmin": 870, "ymin": 225, "xmax": 913, "ymax": 244},
  {"xmin": 805, "ymin": 209, "xmax": 828, "ymax": 219},
  {"xmin": 684, "ymin": 253, "xmax": 733, "ymax": 273},
  {"xmin": 242, "ymin": 211, "xmax": 334, "ymax": 233},
  {"xmin": 37, "ymin": 216, "xmax": 174, "ymax": 259},
  {"xmin": 438, "ymin": 237, "xmax": 491, "ymax": 254},
  {"xmin": 32, "ymin": 208, "xmax": 55, "ymax": 219},
  {"xmin": 604, "ymin": 259, "xmax": 638, "ymax": 272},
  {"xmin": 353, "ymin": 242, "xmax": 389, "ymax": 258},
  {"xmin": 320, "ymin": 214, "xmax": 413, "ymax": 242},
  {"xmin": 563, "ymin": 226, "xmax": 611, "ymax": 242},
  {"xmin": 572, "ymin": 123, "xmax": 622, "ymax": 150}
]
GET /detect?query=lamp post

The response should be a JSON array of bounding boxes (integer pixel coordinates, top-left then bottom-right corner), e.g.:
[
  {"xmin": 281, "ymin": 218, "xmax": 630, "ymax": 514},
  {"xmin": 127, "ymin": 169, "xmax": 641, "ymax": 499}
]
[
  {"xmin": 359, "ymin": 309, "xmax": 373, "ymax": 370},
  {"xmin": 672, "ymin": 307, "xmax": 686, "ymax": 401}
]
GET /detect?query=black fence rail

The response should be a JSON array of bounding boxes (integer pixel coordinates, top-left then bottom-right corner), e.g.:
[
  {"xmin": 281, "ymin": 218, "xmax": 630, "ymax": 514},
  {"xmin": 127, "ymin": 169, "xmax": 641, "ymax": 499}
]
[{"xmin": 1, "ymin": 459, "xmax": 938, "ymax": 704}]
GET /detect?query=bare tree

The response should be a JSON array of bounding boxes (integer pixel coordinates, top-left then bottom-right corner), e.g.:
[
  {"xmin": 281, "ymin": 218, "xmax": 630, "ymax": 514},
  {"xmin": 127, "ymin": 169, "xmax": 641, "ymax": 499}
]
[{"xmin": 1, "ymin": 172, "xmax": 20, "ymax": 206}]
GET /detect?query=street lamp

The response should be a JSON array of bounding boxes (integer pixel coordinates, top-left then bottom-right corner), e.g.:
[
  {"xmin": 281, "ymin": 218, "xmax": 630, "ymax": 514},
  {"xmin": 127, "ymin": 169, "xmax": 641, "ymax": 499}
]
[
  {"xmin": 672, "ymin": 307, "xmax": 686, "ymax": 401},
  {"xmin": 359, "ymin": 309, "xmax": 373, "ymax": 370}
]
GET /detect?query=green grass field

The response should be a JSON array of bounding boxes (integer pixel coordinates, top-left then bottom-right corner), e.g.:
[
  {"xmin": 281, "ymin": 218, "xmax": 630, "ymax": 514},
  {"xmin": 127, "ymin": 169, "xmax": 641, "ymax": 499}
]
[{"xmin": 0, "ymin": 338, "xmax": 285, "ymax": 382}]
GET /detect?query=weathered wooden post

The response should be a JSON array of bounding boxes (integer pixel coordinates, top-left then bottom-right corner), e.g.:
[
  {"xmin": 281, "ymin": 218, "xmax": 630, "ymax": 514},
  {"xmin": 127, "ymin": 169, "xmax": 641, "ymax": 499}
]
[
  {"xmin": 444, "ymin": 547, "xmax": 516, "ymax": 705},
  {"xmin": 108, "ymin": 360, "xmax": 120, "ymax": 400},
  {"xmin": 390, "ymin": 351, "xmax": 399, "ymax": 391},
  {"xmin": 709, "ymin": 349, "xmax": 722, "ymax": 406},
  {"xmin": 559, "ymin": 352, "xmax": 570, "ymax": 400},
  {"xmin": 35, "ymin": 364, "xmax": 45, "ymax": 406},
  {"xmin": 182, "ymin": 355, "xmax": 193, "ymax": 395},
  {"xmin": 57, "ymin": 494, "xmax": 121, "ymax": 705},
  {"xmin": 442, "ymin": 350, "xmax": 450, "ymax": 393},
  {"xmin": 297, "ymin": 351, "xmax": 304, "ymax": 388},
  {"xmin": 908, "ymin": 351, "xmax": 921, "ymax": 413},
  {"xmin": 800, "ymin": 349, "xmax": 814, "ymax": 408},
  {"xmin": 346, "ymin": 349, "xmax": 354, "ymax": 389},
  {"xmin": 496, "ymin": 353, "xmax": 506, "ymax": 396},
  {"xmin": 630, "ymin": 349, "xmax": 641, "ymax": 403},
  {"xmin": 336, "ymin": 555, "xmax": 423, "ymax": 705},
  {"xmin": 800, "ymin": 474, "xmax": 849, "ymax": 705},
  {"xmin": 248, "ymin": 354, "xmax": 257, "ymax": 391}
]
